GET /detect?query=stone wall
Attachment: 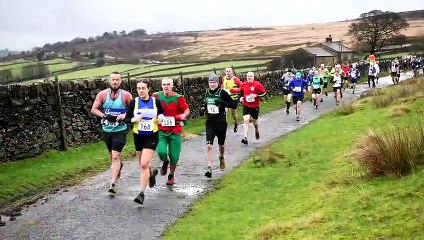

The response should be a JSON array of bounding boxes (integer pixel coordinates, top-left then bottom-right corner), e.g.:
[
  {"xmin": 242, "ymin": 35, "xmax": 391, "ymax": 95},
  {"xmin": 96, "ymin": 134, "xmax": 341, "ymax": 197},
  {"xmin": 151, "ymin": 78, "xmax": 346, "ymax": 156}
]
[{"xmin": 0, "ymin": 71, "xmax": 282, "ymax": 162}]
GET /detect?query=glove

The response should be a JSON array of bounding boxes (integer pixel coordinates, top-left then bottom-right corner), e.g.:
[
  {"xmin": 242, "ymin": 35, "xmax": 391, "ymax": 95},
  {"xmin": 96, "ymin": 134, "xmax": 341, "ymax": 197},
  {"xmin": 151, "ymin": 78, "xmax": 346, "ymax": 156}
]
[
  {"xmin": 199, "ymin": 107, "xmax": 206, "ymax": 116},
  {"xmin": 104, "ymin": 115, "xmax": 117, "ymax": 123}
]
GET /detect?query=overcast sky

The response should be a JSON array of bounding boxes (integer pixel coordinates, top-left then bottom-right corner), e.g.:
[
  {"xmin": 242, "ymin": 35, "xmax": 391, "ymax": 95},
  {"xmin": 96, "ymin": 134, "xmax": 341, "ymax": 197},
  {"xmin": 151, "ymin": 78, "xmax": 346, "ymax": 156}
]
[{"xmin": 1, "ymin": 0, "xmax": 424, "ymax": 51}]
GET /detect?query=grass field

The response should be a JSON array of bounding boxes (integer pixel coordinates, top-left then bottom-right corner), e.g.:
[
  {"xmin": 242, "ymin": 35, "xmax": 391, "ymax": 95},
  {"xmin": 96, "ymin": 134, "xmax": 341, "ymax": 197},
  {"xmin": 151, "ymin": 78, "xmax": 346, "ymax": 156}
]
[
  {"xmin": 0, "ymin": 58, "xmax": 77, "ymax": 80},
  {"xmin": 163, "ymin": 78, "xmax": 424, "ymax": 239},
  {"xmin": 0, "ymin": 95, "xmax": 284, "ymax": 210}
]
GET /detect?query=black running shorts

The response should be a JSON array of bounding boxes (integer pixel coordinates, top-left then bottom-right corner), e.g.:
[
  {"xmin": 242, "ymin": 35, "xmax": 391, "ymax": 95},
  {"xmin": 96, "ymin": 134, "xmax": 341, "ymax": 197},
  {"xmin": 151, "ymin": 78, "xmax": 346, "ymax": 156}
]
[
  {"xmin": 292, "ymin": 95, "xmax": 304, "ymax": 103},
  {"xmin": 104, "ymin": 130, "xmax": 127, "ymax": 152},
  {"xmin": 133, "ymin": 132, "xmax": 159, "ymax": 151},
  {"xmin": 206, "ymin": 118, "xmax": 227, "ymax": 146},
  {"xmin": 242, "ymin": 105, "xmax": 259, "ymax": 120},
  {"xmin": 312, "ymin": 88, "xmax": 321, "ymax": 94}
]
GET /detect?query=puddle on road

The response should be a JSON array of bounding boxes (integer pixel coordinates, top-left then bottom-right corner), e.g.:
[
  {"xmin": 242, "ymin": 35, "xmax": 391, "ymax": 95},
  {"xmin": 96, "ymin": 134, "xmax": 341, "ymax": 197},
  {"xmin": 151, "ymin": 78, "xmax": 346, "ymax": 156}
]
[{"xmin": 172, "ymin": 187, "xmax": 204, "ymax": 196}]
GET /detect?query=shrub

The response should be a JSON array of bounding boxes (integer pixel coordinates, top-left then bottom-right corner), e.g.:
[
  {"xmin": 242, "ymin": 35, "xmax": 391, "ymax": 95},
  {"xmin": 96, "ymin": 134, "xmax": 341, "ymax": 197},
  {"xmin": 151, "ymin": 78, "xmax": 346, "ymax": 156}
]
[
  {"xmin": 355, "ymin": 121, "xmax": 424, "ymax": 177},
  {"xmin": 336, "ymin": 103, "xmax": 356, "ymax": 116}
]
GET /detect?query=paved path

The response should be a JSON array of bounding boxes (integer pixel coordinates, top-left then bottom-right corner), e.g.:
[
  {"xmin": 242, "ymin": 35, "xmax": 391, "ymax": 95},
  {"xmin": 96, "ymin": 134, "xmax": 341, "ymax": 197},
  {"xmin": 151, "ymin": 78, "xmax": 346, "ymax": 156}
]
[{"xmin": 0, "ymin": 72, "xmax": 413, "ymax": 240}]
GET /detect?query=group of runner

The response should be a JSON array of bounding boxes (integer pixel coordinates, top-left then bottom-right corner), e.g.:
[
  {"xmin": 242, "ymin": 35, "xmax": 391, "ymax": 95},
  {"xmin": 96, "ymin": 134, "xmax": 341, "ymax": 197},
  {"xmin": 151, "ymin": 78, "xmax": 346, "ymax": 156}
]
[
  {"xmin": 279, "ymin": 62, "xmax": 366, "ymax": 119},
  {"xmin": 91, "ymin": 69, "xmax": 267, "ymax": 204}
]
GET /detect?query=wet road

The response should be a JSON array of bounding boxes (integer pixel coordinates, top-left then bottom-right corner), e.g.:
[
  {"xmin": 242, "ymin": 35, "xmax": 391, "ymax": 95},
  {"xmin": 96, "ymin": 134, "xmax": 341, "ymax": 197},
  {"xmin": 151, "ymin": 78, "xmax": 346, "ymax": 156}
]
[{"xmin": 0, "ymin": 73, "xmax": 413, "ymax": 239}]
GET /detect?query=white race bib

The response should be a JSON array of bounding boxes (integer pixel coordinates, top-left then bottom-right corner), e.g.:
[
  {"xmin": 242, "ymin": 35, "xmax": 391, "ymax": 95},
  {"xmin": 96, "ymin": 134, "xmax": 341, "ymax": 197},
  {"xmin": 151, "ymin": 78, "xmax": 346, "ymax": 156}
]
[
  {"xmin": 293, "ymin": 87, "xmax": 301, "ymax": 92},
  {"xmin": 161, "ymin": 116, "xmax": 175, "ymax": 127},
  {"xmin": 207, "ymin": 104, "xmax": 219, "ymax": 114},
  {"xmin": 102, "ymin": 119, "xmax": 119, "ymax": 126},
  {"xmin": 246, "ymin": 95, "xmax": 255, "ymax": 102},
  {"xmin": 138, "ymin": 119, "xmax": 154, "ymax": 131}
]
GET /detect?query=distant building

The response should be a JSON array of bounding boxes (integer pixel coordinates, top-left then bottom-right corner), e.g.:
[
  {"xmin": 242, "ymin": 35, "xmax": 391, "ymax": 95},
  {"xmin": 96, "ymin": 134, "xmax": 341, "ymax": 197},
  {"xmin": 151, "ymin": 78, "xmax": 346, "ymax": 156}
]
[{"xmin": 295, "ymin": 35, "xmax": 355, "ymax": 67}]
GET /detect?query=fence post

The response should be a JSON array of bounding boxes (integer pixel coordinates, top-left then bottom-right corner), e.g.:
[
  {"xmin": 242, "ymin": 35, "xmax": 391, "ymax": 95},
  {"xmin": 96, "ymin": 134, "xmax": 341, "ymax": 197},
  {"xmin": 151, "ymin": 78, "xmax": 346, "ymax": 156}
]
[
  {"xmin": 180, "ymin": 71, "xmax": 185, "ymax": 96},
  {"xmin": 127, "ymin": 73, "xmax": 132, "ymax": 94},
  {"xmin": 55, "ymin": 76, "xmax": 68, "ymax": 151}
]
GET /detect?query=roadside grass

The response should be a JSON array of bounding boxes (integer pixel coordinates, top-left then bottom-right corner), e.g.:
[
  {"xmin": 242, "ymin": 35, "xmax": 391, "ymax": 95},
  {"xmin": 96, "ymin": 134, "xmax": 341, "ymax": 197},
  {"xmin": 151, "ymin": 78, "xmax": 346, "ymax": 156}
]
[
  {"xmin": 0, "ymin": 95, "xmax": 284, "ymax": 210},
  {"xmin": 163, "ymin": 78, "xmax": 424, "ymax": 239},
  {"xmin": 0, "ymin": 137, "xmax": 135, "ymax": 210}
]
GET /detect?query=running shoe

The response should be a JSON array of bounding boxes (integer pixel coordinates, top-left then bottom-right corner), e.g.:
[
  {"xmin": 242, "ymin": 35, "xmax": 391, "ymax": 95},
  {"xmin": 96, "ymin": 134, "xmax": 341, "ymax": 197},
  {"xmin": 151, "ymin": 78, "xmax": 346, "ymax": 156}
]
[
  {"xmin": 234, "ymin": 123, "xmax": 238, "ymax": 132},
  {"xmin": 205, "ymin": 167, "xmax": 212, "ymax": 178},
  {"xmin": 166, "ymin": 174, "xmax": 175, "ymax": 185},
  {"xmin": 255, "ymin": 130, "xmax": 260, "ymax": 140},
  {"xmin": 296, "ymin": 116, "xmax": 300, "ymax": 121},
  {"xmin": 241, "ymin": 138, "xmax": 248, "ymax": 145},
  {"xmin": 161, "ymin": 159, "xmax": 169, "ymax": 176},
  {"xmin": 149, "ymin": 168, "xmax": 158, "ymax": 188},
  {"xmin": 315, "ymin": 104, "xmax": 318, "ymax": 109},
  {"xmin": 286, "ymin": 110, "xmax": 289, "ymax": 114},
  {"xmin": 325, "ymin": 92, "xmax": 328, "ymax": 96},
  {"xmin": 134, "ymin": 191, "xmax": 145, "ymax": 204},
  {"xmin": 108, "ymin": 183, "xmax": 117, "ymax": 194},
  {"xmin": 320, "ymin": 99, "xmax": 323, "ymax": 102}
]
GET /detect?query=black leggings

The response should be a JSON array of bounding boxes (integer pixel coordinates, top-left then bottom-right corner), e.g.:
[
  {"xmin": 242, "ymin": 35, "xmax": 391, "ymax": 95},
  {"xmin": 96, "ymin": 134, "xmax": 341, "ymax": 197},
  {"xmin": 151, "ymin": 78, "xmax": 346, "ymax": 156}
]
[{"xmin": 368, "ymin": 75, "xmax": 375, "ymax": 88}]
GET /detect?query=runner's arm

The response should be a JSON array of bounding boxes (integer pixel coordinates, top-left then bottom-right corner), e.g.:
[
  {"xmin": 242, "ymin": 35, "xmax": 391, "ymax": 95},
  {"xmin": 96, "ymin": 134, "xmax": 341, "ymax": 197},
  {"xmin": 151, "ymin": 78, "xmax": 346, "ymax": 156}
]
[
  {"xmin": 155, "ymin": 98, "xmax": 164, "ymax": 115},
  {"xmin": 91, "ymin": 91, "xmax": 106, "ymax": 118},
  {"xmin": 116, "ymin": 91, "xmax": 133, "ymax": 121},
  {"xmin": 230, "ymin": 77, "xmax": 241, "ymax": 93},
  {"xmin": 219, "ymin": 90, "xmax": 238, "ymax": 109},
  {"xmin": 175, "ymin": 96, "xmax": 190, "ymax": 121},
  {"xmin": 124, "ymin": 99, "xmax": 136, "ymax": 124}
]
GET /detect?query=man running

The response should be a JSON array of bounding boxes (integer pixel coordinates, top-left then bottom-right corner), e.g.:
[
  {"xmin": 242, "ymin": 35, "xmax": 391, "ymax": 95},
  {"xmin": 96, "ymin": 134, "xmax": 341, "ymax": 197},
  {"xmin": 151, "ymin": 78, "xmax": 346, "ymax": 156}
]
[
  {"xmin": 239, "ymin": 72, "xmax": 266, "ymax": 145},
  {"xmin": 390, "ymin": 61, "xmax": 398, "ymax": 84},
  {"xmin": 289, "ymin": 72, "xmax": 308, "ymax": 121},
  {"xmin": 349, "ymin": 64, "xmax": 360, "ymax": 94},
  {"xmin": 318, "ymin": 63, "xmax": 330, "ymax": 101},
  {"xmin": 91, "ymin": 72, "xmax": 133, "ymax": 194},
  {"xmin": 341, "ymin": 63, "xmax": 350, "ymax": 91},
  {"xmin": 203, "ymin": 74, "xmax": 238, "ymax": 178},
  {"xmin": 311, "ymin": 70, "xmax": 323, "ymax": 109},
  {"xmin": 333, "ymin": 70, "xmax": 342, "ymax": 105},
  {"xmin": 374, "ymin": 61, "xmax": 380, "ymax": 84},
  {"xmin": 152, "ymin": 78, "xmax": 190, "ymax": 186},
  {"xmin": 280, "ymin": 69, "xmax": 294, "ymax": 114},
  {"xmin": 368, "ymin": 63, "xmax": 376, "ymax": 88},
  {"xmin": 221, "ymin": 67, "xmax": 241, "ymax": 132}
]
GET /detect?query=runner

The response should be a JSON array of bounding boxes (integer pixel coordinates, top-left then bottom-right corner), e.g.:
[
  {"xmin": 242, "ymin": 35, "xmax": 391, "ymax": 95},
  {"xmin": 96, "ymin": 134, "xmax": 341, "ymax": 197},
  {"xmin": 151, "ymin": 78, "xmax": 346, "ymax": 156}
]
[
  {"xmin": 124, "ymin": 79, "xmax": 164, "ymax": 204},
  {"xmin": 203, "ymin": 74, "xmax": 238, "ymax": 178},
  {"xmin": 311, "ymin": 70, "xmax": 323, "ymax": 109},
  {"xmin": 289, "ymin": 72, "xmax": 308, "ymax": 121},
  {"xmin": 332, "ymin": 70, "xmax": 342, "ymax": 105},
  {"xmin": 374, "ymin": 61, "xmax": 380, "ymax": 84},
  {"xmin": 221, "ymin": 67, "xmax": 241, "ymax": 132},
  {"xmin": 280, "ymin": 69, "xmax": 294, "ymax": 114},
  {"xmin": 318, "ymin": 63, "xmax": 330, "ymax": 101},
  {"xmin": 91, "ymin": 72, "xmax": 132, "ymax": 194},
  {"xmin": 390, "ymin": 61, "xmax": 397, "ymax": 84},
  {"xmin": 349, "ymin": 64, "xmax": 360, "ymax": 94},
  {"xmin": 341, "ymin": 63, "xmax": 350, "ymax": 91},
  {"xmin": 368, "ymin": 63, "xmax": 376, "ymax": 88},
  {"xmin": 152, "ymin": 78, "xmax": 190, "ymax": 186},
  {"xmin": 239, "ymin": 72, "xmax": 266, "ymax": 144}
]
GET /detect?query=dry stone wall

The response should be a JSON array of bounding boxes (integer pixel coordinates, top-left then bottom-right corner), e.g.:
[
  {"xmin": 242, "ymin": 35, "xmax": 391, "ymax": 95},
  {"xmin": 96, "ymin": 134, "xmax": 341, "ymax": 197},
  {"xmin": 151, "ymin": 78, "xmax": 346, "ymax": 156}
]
[{"xmin": 0, "ymin": 71, "xmax": 282, "ymax": 162}]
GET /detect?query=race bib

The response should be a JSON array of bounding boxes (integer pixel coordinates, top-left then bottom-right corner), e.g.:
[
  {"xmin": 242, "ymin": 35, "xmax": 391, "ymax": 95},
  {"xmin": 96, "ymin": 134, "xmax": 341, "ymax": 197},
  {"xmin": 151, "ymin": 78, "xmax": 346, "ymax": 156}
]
[
  {"xmin": 246, "ymin": 95, "xmax": 255, "ymax": 102},
  {"xmin": 138, "ymin": 119, "xmax": 154, "ymax": 132},
  {"xmin": 102, "ymin": 119, "xmax": 119, "ymax": 127},
  {"xmin": 293, "ymin": 87, "xmax": 302, "ymax": 92},
  {"xmin": 207, "ymin": 104, "xmax": 219, "ymax": 114},
  {"xmin": 312, "ymin": 84, "xmax": 320, "ymax": 89},
  {"xmin": 161, "ymin": 116, "xmax": 175, "ymax": 127}
]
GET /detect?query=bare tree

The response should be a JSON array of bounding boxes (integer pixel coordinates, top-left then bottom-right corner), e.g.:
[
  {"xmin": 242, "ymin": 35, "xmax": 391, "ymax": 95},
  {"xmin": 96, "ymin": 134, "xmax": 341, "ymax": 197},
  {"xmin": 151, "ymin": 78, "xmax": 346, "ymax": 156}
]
[{"xmin": 348, "ymin": 10, "xmax": 409, "ymax": 54}]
